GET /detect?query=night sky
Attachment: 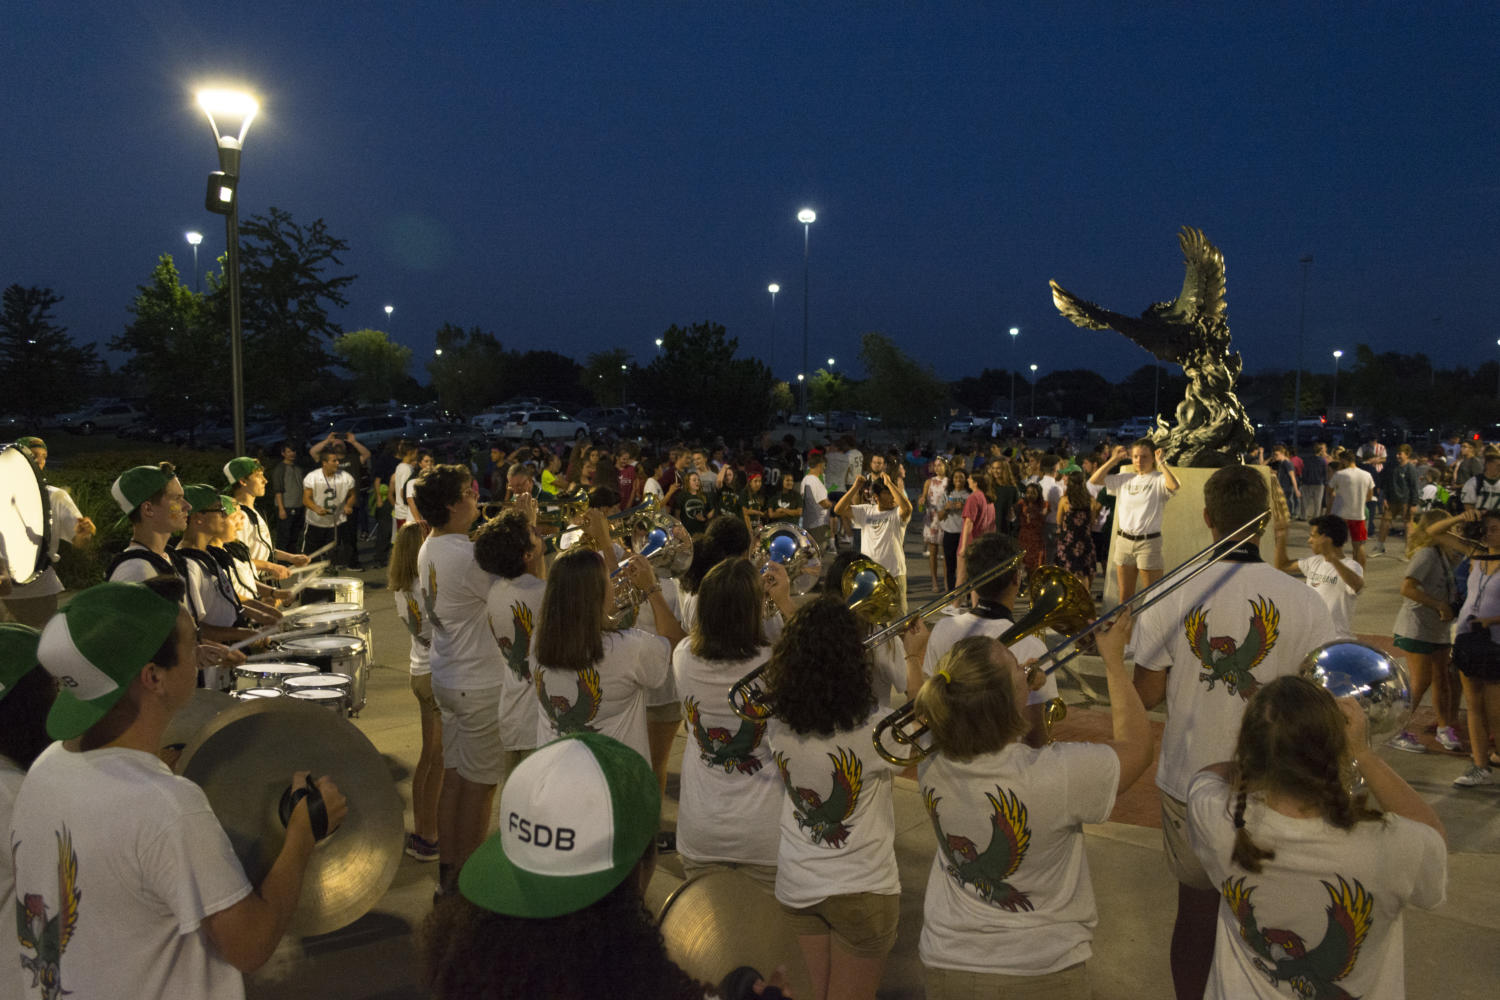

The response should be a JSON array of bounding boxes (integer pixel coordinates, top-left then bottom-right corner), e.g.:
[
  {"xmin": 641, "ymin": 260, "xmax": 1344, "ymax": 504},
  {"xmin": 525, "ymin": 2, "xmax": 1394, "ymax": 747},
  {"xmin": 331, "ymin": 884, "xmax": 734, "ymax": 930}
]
[{"xmin": 2, "ymin": 3, "xmax": 1495, "ymax": 387}]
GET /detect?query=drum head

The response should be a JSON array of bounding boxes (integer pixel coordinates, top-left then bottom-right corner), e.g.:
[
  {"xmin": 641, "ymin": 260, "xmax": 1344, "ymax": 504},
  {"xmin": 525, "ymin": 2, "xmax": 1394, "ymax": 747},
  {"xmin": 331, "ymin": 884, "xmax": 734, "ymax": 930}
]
[
  {"xmin": 282, "ymin": 602, "xmax": 362, "ymax": 625},
  {"xmin": 279, "ymin": 635, "xmax": 365, "ymax": 656},
  {"xmin": 289, "ymin": 689, "xmax": 344, "ymax": 702},
  {"xmin": 238, "ymin": 688, "xmax": 285, "ymax": 699},
  {"xmin": 283, "ymin": 672, "xmax": 353, "ymax": 691},
  {"xmin": 0, "ymin": 444, "xmax": 52, "ymax": 585},
  {"xmin": 234, "ymin": 661, "xmax": 318, "ymax": 680}
]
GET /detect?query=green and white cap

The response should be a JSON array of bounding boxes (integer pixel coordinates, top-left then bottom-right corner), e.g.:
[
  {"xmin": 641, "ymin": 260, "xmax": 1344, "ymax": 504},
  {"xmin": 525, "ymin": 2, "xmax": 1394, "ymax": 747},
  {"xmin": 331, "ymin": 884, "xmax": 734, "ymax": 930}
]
[
  {"xmin": 224, "ymin": 457, "xmax": 261, "ymax": 485},
  {"xmin": 38, "ymin": 582, "xmax": 182, "ymax": 740},
  {"xmin": 459, "ymin": 732, "xmax": 659, "ymax": 918},
  {"xmin": 182, "ymin": 483, "xmax": 226, "ymax": 514},
  {"xmin": 0, "ymin": 622, "xmax": 41, "ymax": 703},
  {"xmin": 111, "ymin": 465, "xmax": 176, "ymax": 515}
]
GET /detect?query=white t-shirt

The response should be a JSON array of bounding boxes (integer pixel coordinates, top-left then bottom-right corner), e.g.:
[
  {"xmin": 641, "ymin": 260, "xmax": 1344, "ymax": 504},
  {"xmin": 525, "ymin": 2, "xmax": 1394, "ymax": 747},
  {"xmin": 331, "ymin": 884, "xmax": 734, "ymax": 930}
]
[
  {"xmin": 302, "ymin": 469, "xmax": 356, "ymax": 528},
  {"xmin": 643, "ymin": 476, "xmax": 665, "ymax": 499},
  {"xmin": 485, "ymin": 573, "xmax": 547, "ymax": 751},
  {"xmin": 849, "ymin": 504, "xmax": 909, "ymax": 577},
  {"xmin": 393, "ymin": 587, "xmax": 433, "ymax": 676},
  {"xmin": 844, "ymin": 448, "xmax": 863, "ymax": 488},
  {"xmin": 107, "ymin": 542, "xmax": 179, "ymax": 589},
  {"xmin": 672, "ymin": 645, "xmax": 781, "ymax": 868},
  {"xmin": 1103, "ymin": 468, "xmax": 1175, "ymax": 536},
  {"xmin": 1, "ymin": 758, "xmax": 23, "ymax": 996},
  {"xmin": 9, "ymin": 743, "xmax": 253, "ymax": 1000},
  {"xmin": 768, "ymin": 716, "xmax": 902, "ymax": 908},
  {"xmin": 236, "ymin": 503, "xmax": 274, "ymax": 566},
  {"xmin": 1297, "ymin": 554, "xmax": 1362, "ymax": 640},
  {"xmin": 1329, "ymin": 467, "xmax": 1376, "ymax": 520},
  {"xmin": 1134, "ymin": 560, "xmax": 1338, "ymax": 800},
  {"xmin": 534, "ymin": 628, "xmax": 671, "ymax": 762},
  {"xmin": 627, "ymin": 577, "xmax": 685, "ymax": 709},
  {"xmin": 1186, "ymin": 770, "xmax": 1446, "ymax": 1000},
  {"xmin": 418, "ymin": 533, "xmax": 504, "ymax": 691},
  {"xmin": 800, "ymin": 474, "xmax": 830, "ymax": 530},
  {"xmin": 178, "ymin": 549, "xmax": 239, "ymax": 628},
  {"xmin": 1460, "ymin": 474, "xmax": 1500, "ymax": 511},
  {"xmin": 1038, "ymin": 475, "xmax": 1063, "ymax": 525},
  {"xmin": 921, "ymin": 609, "xmax": 1060, "ymax": 705},
  {"xmin": 7, "ymin": 485, "xmax": 82, "ymax": 598},
  {"xmin": 825, "ymin": 452, "xmax": 849, "ymax": 493},
  {"xmin": 391, "ymin": 461, "xmax": 416, "ymax": 521},
  {"xmin": 918, "ymin": 741, "xmax": 1120, "ymax": 975}
]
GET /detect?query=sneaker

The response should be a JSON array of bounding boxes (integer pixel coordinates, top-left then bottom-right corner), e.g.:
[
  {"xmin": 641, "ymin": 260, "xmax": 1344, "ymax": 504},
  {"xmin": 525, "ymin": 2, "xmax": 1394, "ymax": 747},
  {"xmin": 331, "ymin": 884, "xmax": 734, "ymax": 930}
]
[
  {"xmin": 1452, "ymin": 765, "xmax": 1493, "ymax": 787},
  {"xmin": 1437, "ymin": 726, "xmax": 1463, "ymax": 752},
  {"xmin": 1369, "ymin": 543, "xmax": 1385, "ymax": 556},
  {"xmin": 405, "ymin": 833, "xmax": 440, "ymax": 862},
  {"xmin": 1387, "ymin": 730, "xmax": 1427, "ymax": 753}
]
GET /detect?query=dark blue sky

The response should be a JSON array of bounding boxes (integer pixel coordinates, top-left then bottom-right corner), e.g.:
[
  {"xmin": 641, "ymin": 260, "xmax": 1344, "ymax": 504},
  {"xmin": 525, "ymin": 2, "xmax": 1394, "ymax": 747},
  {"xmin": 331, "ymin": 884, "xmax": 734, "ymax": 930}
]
[{"xmin": 2, "ymin": 3, "xmax": 1495, "ymax": 387}]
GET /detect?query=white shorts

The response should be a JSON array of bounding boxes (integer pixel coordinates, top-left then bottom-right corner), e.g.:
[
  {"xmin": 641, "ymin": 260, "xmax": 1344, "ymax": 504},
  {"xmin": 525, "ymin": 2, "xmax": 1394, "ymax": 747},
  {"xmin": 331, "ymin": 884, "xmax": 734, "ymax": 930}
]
[
  {"xmin": 1160, "ymin": 792, "xmax": 1213, "ymax": 891},
  {"xmin": 433, "ymin": 683, "xmax": 504, "ymax": 785}
]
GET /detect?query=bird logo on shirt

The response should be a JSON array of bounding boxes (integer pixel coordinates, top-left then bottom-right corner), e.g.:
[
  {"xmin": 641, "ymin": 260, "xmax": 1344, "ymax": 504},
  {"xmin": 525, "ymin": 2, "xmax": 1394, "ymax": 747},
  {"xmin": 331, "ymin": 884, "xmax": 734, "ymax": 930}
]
[
  {"xmin": 15, "ymin": 827, "xmax": 81, "ymax": 1000},
  {"xmin": 422, "ymin": 564, "xmax": 444, "ymax": 633},
  {"xmin": 491, "ymin": 600, "xmax": 535, "ymax": 682},
  {"xmin": 1185, "ymin": 597, "xmax": 1280, "ymax": 700},
  {"xmin": 774, "ymin": 747, "xmax": 861, "ymax": 848},
  {"xmin": 1222, "ymin": 874, "xmax": 1372, "ymax": 1000},
  {"xmin": 683, "ymin": 695, "xmax": 766, "ymax": 774},
  {"xmin": 535, "ymin": 665, "xmax": 602, "ymax": 734},
  {"xmin": 923, "ymin": 786, "xmax": 1034, "ymax": 912},
  {"xmin": 400, "ymin": 594, "xmax": 430, "ymax": 649}
]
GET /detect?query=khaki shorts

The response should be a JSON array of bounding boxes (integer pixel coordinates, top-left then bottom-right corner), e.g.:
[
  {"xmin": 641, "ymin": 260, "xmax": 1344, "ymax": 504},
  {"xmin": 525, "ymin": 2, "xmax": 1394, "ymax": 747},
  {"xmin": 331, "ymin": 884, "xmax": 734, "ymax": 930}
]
[
  {"xmin": 680, "ymin": 858, "xmax": 779, "ymax": 894},
  {"xmin": 647, "ymin": 702, "xmax": 683, "ymax": 724},
  {"xmin": 432, "ymin": 683, "xmax": 504, "ymax": 786},
  {"xmin": 410, "ymin": 672, "xmax": 439, "ymax": 714},
  {"xmin": 781, "ymin": 891, "xmax": 900, "ymax": 959},
  {"xmin": 1160, "ymin": 792, "xmax": 1213, "ymax": 891},
  {"xmin": 925, "ymin": 961, "xmax": 1089, "ymax": 1000},
  {"xmin": 1113, "ymin": 532, "xmax": 1165, "ymax": 570}
]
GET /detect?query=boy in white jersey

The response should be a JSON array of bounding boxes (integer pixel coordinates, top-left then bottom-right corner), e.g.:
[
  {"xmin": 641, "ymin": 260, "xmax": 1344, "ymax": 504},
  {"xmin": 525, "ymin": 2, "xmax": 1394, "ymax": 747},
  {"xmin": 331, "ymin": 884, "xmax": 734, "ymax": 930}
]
[{"xmin": 1273, "ymin": 513, "xmax": 1364, "ymax": 639}]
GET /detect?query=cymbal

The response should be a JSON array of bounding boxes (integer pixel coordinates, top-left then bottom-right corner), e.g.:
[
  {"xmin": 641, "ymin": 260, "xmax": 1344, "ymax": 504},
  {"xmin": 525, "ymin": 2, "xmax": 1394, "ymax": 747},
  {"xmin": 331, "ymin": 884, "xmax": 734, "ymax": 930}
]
[
  {"xmin": 657, "ymin": 869, "xmax": 809, "ymax": 998},
  {"xmin": 176, "ymin": 698, "xmax": 404, "ymax": 937},
  {"xmin": 162, "ymin": 688, "xmax": 238, "ymax": 749}
]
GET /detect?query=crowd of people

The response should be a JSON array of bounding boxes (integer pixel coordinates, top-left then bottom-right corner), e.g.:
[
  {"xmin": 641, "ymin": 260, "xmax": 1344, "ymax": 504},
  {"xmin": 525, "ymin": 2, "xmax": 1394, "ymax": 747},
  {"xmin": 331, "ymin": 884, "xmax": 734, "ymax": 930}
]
[{"xmin": 2, "ymin": 421, "xmax": 1496, "ymax": 999}]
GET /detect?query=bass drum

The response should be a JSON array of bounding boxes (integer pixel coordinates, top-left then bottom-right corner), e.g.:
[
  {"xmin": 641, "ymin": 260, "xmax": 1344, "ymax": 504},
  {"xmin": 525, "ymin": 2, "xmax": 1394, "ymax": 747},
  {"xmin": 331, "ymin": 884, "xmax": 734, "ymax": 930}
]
[{"xmin": 0, "ymin": 443, "xmax": 51, "ymax": 586}]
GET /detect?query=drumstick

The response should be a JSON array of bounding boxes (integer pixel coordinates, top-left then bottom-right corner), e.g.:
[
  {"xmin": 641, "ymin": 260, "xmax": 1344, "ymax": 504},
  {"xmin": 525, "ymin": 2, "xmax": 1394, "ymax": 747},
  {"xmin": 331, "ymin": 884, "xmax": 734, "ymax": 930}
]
[
  {"xmin": 228, "ymin": 624, "xmax": 282, "ymax": 650},
  {"xmin": 287, "ymin": 559, "xmax": 331, "ymax": 578},
  {"xmin": 303, "ymin": 540, "xmax": 336, "ymax": 560}
]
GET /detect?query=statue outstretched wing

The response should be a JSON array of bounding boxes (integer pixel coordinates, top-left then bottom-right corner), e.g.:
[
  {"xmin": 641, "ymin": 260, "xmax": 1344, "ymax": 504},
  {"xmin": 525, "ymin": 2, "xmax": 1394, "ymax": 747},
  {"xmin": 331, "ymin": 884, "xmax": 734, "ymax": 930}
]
[{"xmin": 1156, "ymin": 226, "xmax": 1227, "ymax": 327}]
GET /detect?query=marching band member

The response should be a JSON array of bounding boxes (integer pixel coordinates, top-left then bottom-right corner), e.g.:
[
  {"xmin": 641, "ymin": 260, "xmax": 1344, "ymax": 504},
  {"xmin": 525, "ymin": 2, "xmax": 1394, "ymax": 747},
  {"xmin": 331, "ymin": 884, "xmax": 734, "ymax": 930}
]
[
  {"xmin": 1, "ymin": 437, "xmax": 95, "ymax": 628},
  {"xmin": 1, "ymin": 622, "xmax": 53, "ymax": 996},
  {"xmin": 1186, "ymin": 676, "xmax": 1446, "ymax": 1000},
  {"xmin": 224, "ymin": 456, "xmax": 310, "ymax": 581},
  {"xmin": 913, "ymin": 608, "xmax": 1150, "ymax": 998},
  {"xmin": 672, "ymin": 557, "xmax": 788, "ymax": 890},
  {"xmin": 763, "ymin": 596, "xmax": 922, "ymax": 1000},
  {"xmin": 389, "ymin": 521, "xmax": 443, "ymax": 863}
]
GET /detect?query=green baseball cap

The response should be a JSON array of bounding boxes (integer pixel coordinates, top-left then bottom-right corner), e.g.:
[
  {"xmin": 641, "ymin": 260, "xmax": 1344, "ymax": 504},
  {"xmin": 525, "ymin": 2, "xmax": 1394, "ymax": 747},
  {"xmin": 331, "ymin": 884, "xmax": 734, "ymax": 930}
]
[
  {"xmin": 182, "ymin": 483, "xmax": 227, "ymax": 514},
  {"xmin": 111, "ymin": 465, "xmax": 177, "ymax": 515},
  {"xmin": 0, "ymin": 623, "xmax": 41, "ymax": 703},
  {"xmin": 37, "ymin": 582, "xmax": 183, "ymax": 740},
  {"xmin": 459, "ymin": 732, "xmax": 660, "ymax": 918},
  {"xmin": 224, "ymin": 456, "xmax": 261, "ymax": 485}
]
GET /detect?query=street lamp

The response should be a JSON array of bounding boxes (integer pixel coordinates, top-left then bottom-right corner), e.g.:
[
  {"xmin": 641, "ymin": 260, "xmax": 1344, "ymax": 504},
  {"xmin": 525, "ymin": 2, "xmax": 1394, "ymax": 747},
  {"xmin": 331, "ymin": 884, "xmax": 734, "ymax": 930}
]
[
  {"xmin": 768, "ymin": 283, "xmax": 780, "ymax": 374},
  {"xmin": 797, "ymin": 207, "xmax": 816, "ymax": 448},
  {"xmin": 184, "ymin": 231, "xmax": 203, "ymax": 293},
  {"xmin": 1292, "ymin": 253, "xmax": 1313, "ymax": 452},
  {"xmin": 654, "ymin": 337, "xmax": 663, "ymax": 350},
  {"xmin": 197, "ymin": 86, "xmax": 259, "ymax": 455},
  {"xmin": 1029, "ymin": 363, "xmax": 1039, "ymax": 418},
  {"xmin": 1331, "ymin": 349, "xmax": 1343, "ymax": 412},
  {"xmin": 384, "ymin": 304, "xmax": 394, "ymax": 330},
  {"xmin": 1008, "ymin": 327, "xmax": 1019, "ymax": 423}
]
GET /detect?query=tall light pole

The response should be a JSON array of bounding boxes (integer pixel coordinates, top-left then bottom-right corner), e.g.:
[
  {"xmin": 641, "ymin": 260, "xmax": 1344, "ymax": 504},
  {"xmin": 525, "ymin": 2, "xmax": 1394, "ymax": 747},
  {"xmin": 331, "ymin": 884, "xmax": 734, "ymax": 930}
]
[
  {"xmin": 197, "ymin": 87, "xmax": 259, "ymax": 456},
  {"xmin": 1495, "ymin": 340, "xmax": 1500, "ymax": 399},
  {"xmin": 1152, "ymin": 360, "xmax": 1160, "ymax": 420},
  {"xmin": 384, "ymin": 304, "xmax": 394, "ymax": 330},
  {"xmin": 184, "ymin": 231, "xmax": 203, "ymax": 293},
  {"xmin": 1292, "ymin": 253, "xmax": 1313, "ymax": 452},
  {"xmin": 1029, "ymin": 363, "xmax": 1039, "ymax": 418},
  {"xmin": 767, "ymin": 283, "xmax": 780, "ymax": 375},
  {"xmin": 1008, "ymin": 327, "xmax": 1019, "ymax": 424},
  {"xmin": 1331, "ymin": 349, "xmax": 1343, "ymax": 413},
  {"xmin": 797, "ymin": 208, "xmax": 816, "ymax": 449}
]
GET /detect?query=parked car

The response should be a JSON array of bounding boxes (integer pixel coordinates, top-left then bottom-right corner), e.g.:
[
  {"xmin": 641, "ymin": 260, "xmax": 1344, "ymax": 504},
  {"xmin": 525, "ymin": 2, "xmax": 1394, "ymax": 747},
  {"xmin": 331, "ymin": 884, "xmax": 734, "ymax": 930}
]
[
  {"xmin": 575, "ymin": 406, "xmax": 637, "ymax": 435},
  {"xmin": 471, "ymin": 409, "xmax": 524, "ymax": 433},
  {"xmin": 56, "ymin": 401, "xmax": 145, "ymax": 435},
  {"xmin": 498, "ymin": 407, "xmax": 590, "ymax": 442},
  {"xmin": 307, "ymin": 413, "xmax": 423, "ymax": 451},
  {"xmin": 1116, "ymin": 416, "xmax": 1158, "ymax": 439},
  {"xmin": 417, "ymin": 422, "xmax": 488, "ymax": 462}
]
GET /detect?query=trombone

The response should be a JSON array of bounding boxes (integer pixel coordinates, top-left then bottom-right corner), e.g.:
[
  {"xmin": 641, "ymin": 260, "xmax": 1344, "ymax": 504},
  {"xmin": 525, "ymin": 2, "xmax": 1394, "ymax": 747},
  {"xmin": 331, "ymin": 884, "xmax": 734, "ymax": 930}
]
[
  {"xmin": 544, "ymin": 495, "xmax": 664, "ymax": 553},
  {"xmin": 872, "ymin": 509, "xmax": 1272, "ymax": 765}
]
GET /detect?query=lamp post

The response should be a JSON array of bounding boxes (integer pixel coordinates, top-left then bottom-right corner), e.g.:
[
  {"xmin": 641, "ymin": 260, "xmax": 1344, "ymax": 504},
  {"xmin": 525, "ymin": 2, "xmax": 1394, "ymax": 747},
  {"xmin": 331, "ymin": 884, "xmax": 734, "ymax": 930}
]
[
  {"xmin": 184, "ymin": 231, "xmax": 203, "ymax": 293},
  {"xmin": 767, "ymin": 283, "xmax": 780, "ymax": 375},
  {"xmin": 654, "ymin": 337, "xmax": 663, "ymax": 350},
  {"xmin": 1029, "ymin": 363, "xmax": 1039, "ymax": 418},
  {"xmin": 797, "ymin": 208, "xmax": 816, "ymax": 449},
  {"xmin": 1495, "ymin": 340, "xmax": 1500, "ymax": 399},
  {"xmin": 1292, "ymin": 253, "xmax": 1313, "ymax": 452},
  {"xmin": 384, "ymin": 304, "xmax": 394, "ymax": 330},
  {"xmin": 1331, "ymin": 349, "xmax": 1343, "ymax": 413},
  {"xmin": 1152, "ymin": 362, "xmax": 1160, "ymax": 421},
  {"xmin": 1008, "ymin": 326, "xmax": 1019, "ymax": 425},
  {"xmin": 197, "ymin": 87, "xmax": 259, "ymax": 456}
]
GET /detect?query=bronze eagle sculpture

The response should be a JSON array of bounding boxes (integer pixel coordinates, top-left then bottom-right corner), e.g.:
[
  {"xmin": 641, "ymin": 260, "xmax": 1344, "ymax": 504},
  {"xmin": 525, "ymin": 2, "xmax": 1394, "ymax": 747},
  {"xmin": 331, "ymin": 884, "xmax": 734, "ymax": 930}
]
[{"xmin": 1050, "ymin": 226, "xmax": 1254, "ymax": 466}]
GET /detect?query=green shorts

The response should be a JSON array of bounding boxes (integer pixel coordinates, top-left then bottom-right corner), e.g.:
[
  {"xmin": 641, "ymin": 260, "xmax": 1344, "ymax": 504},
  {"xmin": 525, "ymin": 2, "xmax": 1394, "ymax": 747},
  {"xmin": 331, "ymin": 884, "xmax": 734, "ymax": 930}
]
[{"xmin": 1394, "ymin": 635, "xmax": 1448, "ymax": 655}]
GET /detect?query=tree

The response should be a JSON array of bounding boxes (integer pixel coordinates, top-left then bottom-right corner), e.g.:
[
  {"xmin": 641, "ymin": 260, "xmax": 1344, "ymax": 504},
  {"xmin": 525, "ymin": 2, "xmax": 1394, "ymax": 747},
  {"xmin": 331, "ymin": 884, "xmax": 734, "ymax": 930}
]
[
  {"xmin": 1034, "ymin": 369, "xmax": 1115, "ymax": 422},
  {"xmin": 582, "ymin": 349, "xmax": 632, "ymax": 406},
  {"xmin": 0, "ymin": 285, "xmax": 99, "ymax": 422},
  {"xmin": 334, "ymin": 328, "xmax": 412, "ymax": 405},
  {"xmin": 807, "ymin": 367, "xmax": 852, "ymax": 422},
  {"xmin": 224, "ymin": 207, "xmax": 357, "ymax": 422},
  {"xmin": 427, "ymin": 323, "xmax": 509, "ymax": 416},
  {"xmin": 110, "ymin": 256, "xmax": 225, "ymax": 437},
  {"xmin": 857, "ymin": 332, "xmax": 948, "ymax": 435},
  {"xmin": 640, "ymin": 321, "xmax": 774, "ymax": 441},
  {"xmin": 510, "ymin": 350, "xmax": 584, "ymax": 407}
]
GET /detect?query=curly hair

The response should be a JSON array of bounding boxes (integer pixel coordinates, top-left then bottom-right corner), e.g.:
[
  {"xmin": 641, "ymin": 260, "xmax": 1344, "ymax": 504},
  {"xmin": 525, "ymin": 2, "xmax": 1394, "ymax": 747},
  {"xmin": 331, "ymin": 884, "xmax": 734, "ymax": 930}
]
[
  {"xmin": 421, "ymin": 876, "xmax": 709, "ymax": 1000},
  {"xmin": 1230, "ymin": 675, "xmax": 1381, "ymax": 873},
  {"xmin": 914, "ymin": 636, "xmax": 1026, "ymax": 761},
  {"xmin": 473, "ymin": 509, "xmax": 534, "ymax": 580},
  {"xmin": 413, "ymin": 464, "xmax": 473, "ymax": 527},
  {"xmin": 764, "ymin": 596, "xmax": 874, "ymax": 736}
]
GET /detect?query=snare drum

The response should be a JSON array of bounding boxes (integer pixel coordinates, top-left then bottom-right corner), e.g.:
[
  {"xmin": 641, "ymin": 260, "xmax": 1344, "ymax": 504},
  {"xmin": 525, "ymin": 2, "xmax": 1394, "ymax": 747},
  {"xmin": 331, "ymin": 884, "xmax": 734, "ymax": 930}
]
[
  {"xmin": 278, "ymin": 604, "xmax": 373, "ymax": 661},
  {"xmin": 0, "ymin": 443, "xmax": 51, "ymax": 586},
  {"xmin": 300, "ymin": 576, "xmax": 365, "ymax": 607},
  {"xmin": 283, "ymin": 672, "xmax": 354, "ymax": 714},
  {"xmin": 233, "ymin": 661, "xmax": 319, "ymax": 690},
  {"xmin": 236, "ymin": 687, "xmax": 285, "ymax": 700},
  {"xmin": 279, "ymin": 601, "xmax": 363, "ymax": 633},
  {"xmin": 271, "ymin": 636, "xmax": 367, "ymax": 715}
]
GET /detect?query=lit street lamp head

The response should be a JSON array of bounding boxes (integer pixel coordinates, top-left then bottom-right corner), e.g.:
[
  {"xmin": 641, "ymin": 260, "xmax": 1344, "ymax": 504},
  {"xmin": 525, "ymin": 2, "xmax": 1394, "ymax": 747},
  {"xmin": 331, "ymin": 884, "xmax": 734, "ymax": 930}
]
[
  {"xmin": 1333, "ymin": 349, "xmax": 1343, "ymax": 359},
  {"xmin": 185, "ymin": 231, "xmax": 203, "ymax": 247},
  {"xmin": 197, "ymin": 88, "xmax": 259, "ymax": 173},
  {"xmin": 768, "ymin": 283, "xmax": 780, "ymax": 295},
  {"xmin": 797, "ymin": 208, "xmax": 816, "ymax": 225},
  {"xmin": 1009, "ymin": 327, "xmax": 1019, "ymax": 337}
]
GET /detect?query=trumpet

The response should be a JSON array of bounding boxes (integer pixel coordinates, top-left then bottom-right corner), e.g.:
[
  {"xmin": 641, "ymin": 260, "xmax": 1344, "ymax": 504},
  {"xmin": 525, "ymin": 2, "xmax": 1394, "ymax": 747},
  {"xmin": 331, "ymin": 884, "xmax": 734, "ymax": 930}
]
[
  {"xmin": 872, "ymin": 509, "xmax": 1272, "ymax": 765},
  {"xmin": 480, "ymin": 487, "xmax": 590, "ymax": 529},
  {"xmin": 544, "ymin": 495, "xmax": 664, "ymax": 554}
]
